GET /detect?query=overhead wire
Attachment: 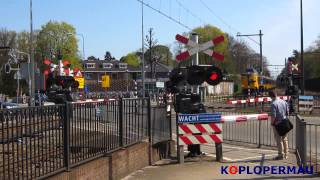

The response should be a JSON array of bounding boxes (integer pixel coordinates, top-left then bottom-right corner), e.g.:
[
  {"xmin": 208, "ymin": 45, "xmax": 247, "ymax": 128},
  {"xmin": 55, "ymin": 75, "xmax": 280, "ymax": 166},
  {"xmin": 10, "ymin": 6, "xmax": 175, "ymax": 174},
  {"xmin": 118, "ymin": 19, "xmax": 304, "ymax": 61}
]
[
  {"xmin": 136, "ymin": 0, "xmax": 260, "ymax": 47},
  {"xmin": 199, "ymin": 0, "xmax": 260, "ymax": 46},
  {"xmin": 136, "ymin": 0, "xmax": 192, "ymax": 31},
  {"xmin": 175, "ymin": 0, "xmax": 206, "ymax": 25}
]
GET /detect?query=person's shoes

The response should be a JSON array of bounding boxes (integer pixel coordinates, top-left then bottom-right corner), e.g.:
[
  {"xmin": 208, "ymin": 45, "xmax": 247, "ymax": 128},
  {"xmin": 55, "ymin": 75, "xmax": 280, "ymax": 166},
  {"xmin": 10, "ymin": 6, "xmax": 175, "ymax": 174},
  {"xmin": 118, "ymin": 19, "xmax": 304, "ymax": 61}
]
[
  {"xmin": 284, "ymin": 154, "xmax": 288, "ymax": 159},
  {"xmin": 273, "ymin": 156, "xmax": 284, "ymax": 160}
]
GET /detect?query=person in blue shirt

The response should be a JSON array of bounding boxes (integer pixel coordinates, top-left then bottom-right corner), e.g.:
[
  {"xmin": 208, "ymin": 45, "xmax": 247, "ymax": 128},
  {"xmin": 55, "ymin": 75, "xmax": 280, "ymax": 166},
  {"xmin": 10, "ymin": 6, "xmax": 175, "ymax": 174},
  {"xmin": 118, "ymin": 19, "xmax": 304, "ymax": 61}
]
[{"xmin": 269, "ymin": 90, "xmax": 289, "ymax": 160}]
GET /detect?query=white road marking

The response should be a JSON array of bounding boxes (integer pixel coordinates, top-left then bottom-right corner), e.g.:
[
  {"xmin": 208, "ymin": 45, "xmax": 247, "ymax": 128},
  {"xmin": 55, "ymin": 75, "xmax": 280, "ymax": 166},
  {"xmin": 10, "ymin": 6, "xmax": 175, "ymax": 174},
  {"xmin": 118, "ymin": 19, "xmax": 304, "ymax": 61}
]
[
  {"xmin": 203, "ymin": 151, "xmax": 278, "ymax": 162},
  {"xmin": 222, "ymin": 154, "xmax": 278, "ymax": 162},
  {"xmin": 205, "ymin": 153, "xmax": 233, "ymax": 161},
  {"xmin": 216, "ymin": 144, "xmax": 278, "ymax": 153}
]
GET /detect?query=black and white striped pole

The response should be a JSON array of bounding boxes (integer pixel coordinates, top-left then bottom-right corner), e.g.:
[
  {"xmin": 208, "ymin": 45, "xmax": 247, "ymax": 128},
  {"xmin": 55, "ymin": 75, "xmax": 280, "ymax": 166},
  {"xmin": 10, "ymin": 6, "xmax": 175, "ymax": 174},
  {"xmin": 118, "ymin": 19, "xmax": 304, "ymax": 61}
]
[{"xmin": 134, "ymin": 80, "xmax": 138, "ymax": 98}]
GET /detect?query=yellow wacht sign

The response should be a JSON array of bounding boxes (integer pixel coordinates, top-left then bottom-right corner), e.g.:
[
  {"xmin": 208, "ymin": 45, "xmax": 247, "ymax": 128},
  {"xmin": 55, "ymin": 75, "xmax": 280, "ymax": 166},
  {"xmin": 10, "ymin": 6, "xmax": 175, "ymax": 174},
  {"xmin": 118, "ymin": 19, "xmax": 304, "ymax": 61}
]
[{"xmin": 101, "ymin": 75, "xmax": 110, "ymax": 88}]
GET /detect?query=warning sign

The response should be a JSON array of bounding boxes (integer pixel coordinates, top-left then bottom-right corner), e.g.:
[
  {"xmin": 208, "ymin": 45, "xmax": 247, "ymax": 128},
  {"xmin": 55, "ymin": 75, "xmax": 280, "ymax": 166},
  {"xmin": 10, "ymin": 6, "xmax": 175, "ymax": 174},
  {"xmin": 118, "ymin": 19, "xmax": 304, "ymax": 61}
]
[{"xmin": 101, "ymin": 75, "xmax": 110, "ymax": 88}]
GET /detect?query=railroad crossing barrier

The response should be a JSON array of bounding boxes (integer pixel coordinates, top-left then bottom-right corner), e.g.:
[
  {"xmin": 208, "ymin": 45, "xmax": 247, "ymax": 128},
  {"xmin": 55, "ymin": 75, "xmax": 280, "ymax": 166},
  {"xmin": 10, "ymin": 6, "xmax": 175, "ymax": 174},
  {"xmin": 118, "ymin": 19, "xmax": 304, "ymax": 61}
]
[
  {"xmin": 298, "ymin": 96, "xmax": 314, "ymax": 114},
  {"xmin": 226, "ymin": 96, "xmax": 290, "ymax": 105},
  {"xmin": 176, "ymin": 113, "xmax": 269, "ymax": 163}
]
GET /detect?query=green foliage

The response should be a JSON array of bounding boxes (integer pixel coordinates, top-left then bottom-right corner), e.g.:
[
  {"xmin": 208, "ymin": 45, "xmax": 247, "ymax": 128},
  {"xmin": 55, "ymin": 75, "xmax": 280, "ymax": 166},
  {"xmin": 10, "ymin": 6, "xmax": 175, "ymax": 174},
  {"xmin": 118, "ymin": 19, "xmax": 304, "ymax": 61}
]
[
  {"xmin": 0, "ymin": 29, "xmax": 29, "ymax": 96},
  {"xmin": 87, "ymin": 55, "xmax": 98, "ymax": 60},
  {"xmin": 144, "ymin": 45, "xmax": 175, "ymax": 67},
  {"xmin": 36, "ymin": 21, "xmax": 81, "ymax": 69},
  {"xmin": 120, "ymin": 53, "xmax": 140, "ymax": 67},
  {"xmin": 0, "ymin": 21, "xmax": 82, "ymax": 96},
  {"xmin": 0, "ymin": 28, "xmax": 17, "ymax": 48},
  {"xmin": 291, "ymin": 34, "xmax": 320, "ymax": 80}
]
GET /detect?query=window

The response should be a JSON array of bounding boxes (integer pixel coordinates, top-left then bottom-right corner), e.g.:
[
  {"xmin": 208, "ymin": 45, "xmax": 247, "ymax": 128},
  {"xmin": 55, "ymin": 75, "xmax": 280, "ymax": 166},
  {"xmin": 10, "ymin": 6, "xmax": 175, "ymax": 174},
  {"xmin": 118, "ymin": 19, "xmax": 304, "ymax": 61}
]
[
  {"xmin": 85, "ymin": 73, "xmax": 93, "ymax": 80},
  {"xmin": 103, "ymin": 63, "xmax": 113, "ymax": 69},
  {"xmin": 119, "ymin": 63, "xmax": 127, "ymax": 69},
  {"xmin": 86, "ymin": 63, "xmax": 95, "ymax": 69}
]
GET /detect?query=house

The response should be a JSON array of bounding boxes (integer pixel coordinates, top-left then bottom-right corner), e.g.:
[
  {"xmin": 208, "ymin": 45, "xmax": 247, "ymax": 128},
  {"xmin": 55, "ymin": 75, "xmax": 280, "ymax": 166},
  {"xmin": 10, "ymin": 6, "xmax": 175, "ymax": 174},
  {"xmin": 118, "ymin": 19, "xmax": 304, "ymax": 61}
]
[{"xmin": 82, "ymin": 59, "xmax": 171, "ymax": 93}]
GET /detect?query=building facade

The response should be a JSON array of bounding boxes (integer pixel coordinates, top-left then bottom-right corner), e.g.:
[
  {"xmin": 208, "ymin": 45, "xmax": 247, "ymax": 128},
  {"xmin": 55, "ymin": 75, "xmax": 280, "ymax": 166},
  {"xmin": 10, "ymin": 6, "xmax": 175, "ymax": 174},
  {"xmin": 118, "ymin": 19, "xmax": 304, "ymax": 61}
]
[{"xmin": 82, "ymin": 59, "xmax": 171, "ymax": 94}]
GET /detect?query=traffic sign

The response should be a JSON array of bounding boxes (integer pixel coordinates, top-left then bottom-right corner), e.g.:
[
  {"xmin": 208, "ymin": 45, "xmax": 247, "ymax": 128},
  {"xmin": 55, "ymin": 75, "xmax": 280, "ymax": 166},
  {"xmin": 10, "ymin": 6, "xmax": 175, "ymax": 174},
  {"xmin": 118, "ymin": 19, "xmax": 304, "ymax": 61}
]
[
  {"xmin": 74, "ymin": 70, "xmax": 83, "ymax": 78},
  {"xmin": 178, "ymin": 113, "xmax": 222, "ymax": 124},
  {"xmin": 291, "ymin": 63, "xmax": 299, "ymax": 72},
  {"xmin": 101, "ymin": 75, "xmax": 110, "ymax": 88},
  {"xmin": 156, "ymin": 81, "xmax": 164, "ymax": 88},
  {"xmin": 287, "ymin": 58, "xmax": 300, "ymax": 74},
  {"xmin": 75, "ymin": 77, "xmax": 85, "ymax": 89},
  {"xmin": 175, "ymin": 34, "xmax": 224, "ymax": 61}
]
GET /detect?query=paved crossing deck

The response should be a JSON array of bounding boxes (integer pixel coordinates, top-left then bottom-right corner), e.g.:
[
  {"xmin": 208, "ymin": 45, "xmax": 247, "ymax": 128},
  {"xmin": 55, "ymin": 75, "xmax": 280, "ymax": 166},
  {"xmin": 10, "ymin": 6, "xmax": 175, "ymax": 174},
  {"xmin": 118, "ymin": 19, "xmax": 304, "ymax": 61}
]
[{"xmin": 123, "ymin": 143, "xmax": 319, "ymax": 180}]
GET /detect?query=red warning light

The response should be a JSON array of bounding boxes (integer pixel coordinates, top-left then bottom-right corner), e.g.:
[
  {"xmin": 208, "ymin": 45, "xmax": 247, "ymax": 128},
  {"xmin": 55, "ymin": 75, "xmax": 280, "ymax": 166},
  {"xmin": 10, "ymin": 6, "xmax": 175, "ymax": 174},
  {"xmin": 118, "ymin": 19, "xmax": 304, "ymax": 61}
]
[{"xmin": 210, "ymin": 73, "xmax": 218, "ymax": 81}]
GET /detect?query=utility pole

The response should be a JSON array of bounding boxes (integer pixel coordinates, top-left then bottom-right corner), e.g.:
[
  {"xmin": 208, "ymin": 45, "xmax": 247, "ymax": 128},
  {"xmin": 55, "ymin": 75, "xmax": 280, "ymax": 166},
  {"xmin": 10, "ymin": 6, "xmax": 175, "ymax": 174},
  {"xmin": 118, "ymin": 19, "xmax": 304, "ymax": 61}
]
[
  {"xmin": 191, "ymin": 32, "xmax": 199, "ymax": 94},
  {"xmin": 237, "ymin": 30, "xmax": 264, "ymax": 75},
  {"xmin": 148, "ymin": 28, "xmax": 153, "ymax": 81},
  {"xmin": 300, "ymin": 0, "xmax": 305, "ymax": 95},
  {"xmin": 141, "ymin": 0, "xmax": 145, "ymax": 98},
  {"xmin": 30, "ymin": 0, "xmax": 35, "ymax": 105},
  {"xmin": 259, "ymin": 30, "xmax": 263, "ymax": 75}
]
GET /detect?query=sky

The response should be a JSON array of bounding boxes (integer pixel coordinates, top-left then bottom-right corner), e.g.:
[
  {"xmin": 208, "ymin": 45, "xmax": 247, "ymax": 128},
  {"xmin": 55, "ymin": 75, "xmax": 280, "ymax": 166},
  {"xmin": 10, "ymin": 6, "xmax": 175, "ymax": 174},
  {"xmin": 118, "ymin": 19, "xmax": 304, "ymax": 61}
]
[{"xmin": 1, "ymin": 0, "xmax": 320, "ymax": 75}]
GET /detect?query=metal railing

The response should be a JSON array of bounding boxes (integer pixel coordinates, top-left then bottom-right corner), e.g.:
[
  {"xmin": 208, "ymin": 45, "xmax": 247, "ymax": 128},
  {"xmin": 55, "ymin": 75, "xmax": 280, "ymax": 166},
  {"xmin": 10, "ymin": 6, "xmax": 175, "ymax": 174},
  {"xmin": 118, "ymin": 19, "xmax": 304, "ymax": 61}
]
[
  {"xmin": 151, "ymin": 105, "xmax": 171, "ymax": 145},
  {"xmin": 0, "ymin": 98, "xmax": 171, "ymax": 179},
  {"xmin": 296, "ymin": 115, "xmax": 320, "ymax": 172},
  {"xmin": 221, "ymin": 111, "xmax": 296, "ymax": 150},
  {"xmin": 0, "ymin": 105, "xmax": 65, "ymax": 180}
]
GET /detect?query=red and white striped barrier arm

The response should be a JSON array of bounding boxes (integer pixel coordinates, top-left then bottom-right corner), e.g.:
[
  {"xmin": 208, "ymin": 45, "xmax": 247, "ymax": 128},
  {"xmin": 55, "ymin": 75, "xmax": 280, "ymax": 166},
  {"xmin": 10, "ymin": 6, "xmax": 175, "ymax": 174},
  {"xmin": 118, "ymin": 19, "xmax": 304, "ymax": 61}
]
[
  {"xmin": 227, "ymin": 99, "xmax": 247, "ymax": 105},
  {"xmin": 71, "ymin": 98, "xmax": 116, "ymax": 104},
  {"xmin": 220, "ymin": 113, "xmax": 269, "ymax": 123},
  {"xmin": 179, "ymin": 134, "xmax": 223, "ymax": 145},
  {"xmin": 227, "ymin": 96, "xmax": 291, "ymax": 104},
  {"xmin": 178, "ymin": 123, "xmax": 222, "ymax": 134}
]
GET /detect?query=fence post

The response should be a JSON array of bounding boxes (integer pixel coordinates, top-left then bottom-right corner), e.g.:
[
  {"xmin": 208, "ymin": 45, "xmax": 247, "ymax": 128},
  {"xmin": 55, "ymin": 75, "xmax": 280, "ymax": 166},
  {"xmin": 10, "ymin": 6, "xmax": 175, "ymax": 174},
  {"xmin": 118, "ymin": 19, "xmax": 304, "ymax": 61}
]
[
  {"xmin": 176, "ymin": 113, "xmax": 184, "ymax": 164},
  {"xmin": 215, "ymin": 142, "xmax": 223, "ymax": 162},
  {"xmin": 63, "ymin": 103, "xmax": 71, "ymax": 171},
  {"xmin": 258, "ymin": 102, "xmax": 264, "ymax": 148},
  {"xmin": 147, "ymin": 98, "xmax": 152, "ymax": 165},
  {"xmin": 296, "ymin": 115, "xmax": 307, "ymax": 167},
  {"xmin": 119, "ymin": 98, "xmax": 123, "ymax": 147},
  {"xmin": 168, "ymin": 104, "xmax": 173, "ymax": 158}
]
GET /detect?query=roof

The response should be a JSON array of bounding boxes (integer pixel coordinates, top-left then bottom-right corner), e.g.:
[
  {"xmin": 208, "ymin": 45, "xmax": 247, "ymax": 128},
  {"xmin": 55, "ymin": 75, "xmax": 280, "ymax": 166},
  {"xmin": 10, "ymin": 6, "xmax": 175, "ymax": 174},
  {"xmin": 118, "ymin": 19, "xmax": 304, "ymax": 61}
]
[
  {"xmin": 83, "ymin": 60, "xmax": 141, "ymax": 72},
  {"xmin": 83, "ymin": 59, "xmax": 172, "ymax": 73}
]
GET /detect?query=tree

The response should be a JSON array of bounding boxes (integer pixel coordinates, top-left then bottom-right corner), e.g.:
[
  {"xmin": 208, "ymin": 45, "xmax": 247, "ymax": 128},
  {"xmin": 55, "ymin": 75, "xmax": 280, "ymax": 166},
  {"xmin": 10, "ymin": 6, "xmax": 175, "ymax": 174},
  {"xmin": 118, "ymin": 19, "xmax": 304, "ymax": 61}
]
[
  {"xmin": 36, "ymin": 21, "xmax": 81, "ymax": 70},
  {"xmin": 0, "ymin": 28, "xmax": 17, "ymax": 48},
  {"xmin": 87, "ymin": 55, "xmax": 98, "ymax": 60},
  {"xmin": 104, "ymin": 51, "xmax": 114, "ymax": 61},
  {"xmin": 144, "ymin": 45, "xmax": 175, "ymax": 67},
  {"xmin": 0, "ymin": 29, "xmax": 29, "ymax": 96},
  {"xmin": 120, "ymin": 53, "xmax": 140, "ymax": 67}
]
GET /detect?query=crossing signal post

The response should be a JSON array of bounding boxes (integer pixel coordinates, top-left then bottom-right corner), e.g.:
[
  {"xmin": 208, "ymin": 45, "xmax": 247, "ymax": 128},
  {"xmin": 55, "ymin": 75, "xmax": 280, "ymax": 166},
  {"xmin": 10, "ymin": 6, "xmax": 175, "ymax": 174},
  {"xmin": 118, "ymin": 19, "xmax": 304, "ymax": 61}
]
[
  {"xmin": 172, "ymin": 33, "xmax": 225, "ymax": 160},
  {"xmin": 286, "ymin": 57, "xmax": 302, "ymax": 113},
  {"xmin": 167, "ymin": 65, "xmax": 224, "ymax": 157}
]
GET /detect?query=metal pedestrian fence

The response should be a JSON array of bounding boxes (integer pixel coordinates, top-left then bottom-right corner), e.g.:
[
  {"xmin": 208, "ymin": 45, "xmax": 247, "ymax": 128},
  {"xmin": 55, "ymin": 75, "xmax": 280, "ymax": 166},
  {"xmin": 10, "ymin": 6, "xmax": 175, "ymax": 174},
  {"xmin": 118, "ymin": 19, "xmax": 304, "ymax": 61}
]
[
  {"xmin": 0, "ymin": 98, "xmax": 171, "ymax": 180},
  {"xmin": 222, "ymin": 110, "xmax": 296, "ymax": 151},
  {"xmin": 296, "ymin": 115, "xmax": 320, "ymax": 173}
]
